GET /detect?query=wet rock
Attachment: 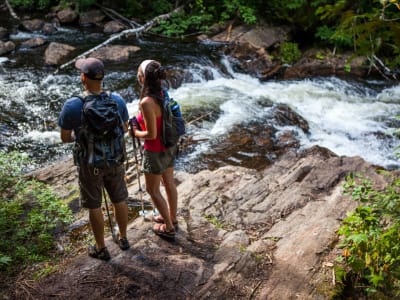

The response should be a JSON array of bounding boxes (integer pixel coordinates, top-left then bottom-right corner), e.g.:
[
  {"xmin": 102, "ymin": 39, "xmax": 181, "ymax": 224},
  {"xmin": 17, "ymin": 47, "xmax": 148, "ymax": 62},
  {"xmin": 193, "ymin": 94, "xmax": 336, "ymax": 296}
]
[
  {"xmin": 103, "ymin": 20, "xmax": 127, "ymax": 34},
  {"xmin": 79, "ymin": 9, "xmax": 106, "ymax": 27},
  {"xmin": 20, "ymin": 37, "xmax": 47, "ymax": 49},
  {"xmin": 0, "ymin": 41, "xmax": 15, "ymax": 55},
  {"xmin": 272, "ymin": 104, "xmax": 310, "ymax": 133},
  {"xmin": 42, "ymin": 23, "xmax": 57, "ymax": 35},
  {"xmin": 0, "ymin": 27, "xmax": 9, "ymax": 41},
  {"xmin": 57, "ymin": 7, "xmax": 78, "ymax": 24},
  {"xmin": 44, "ymin": 42, "xmax": 76, "ymax": 65},
  {"xmin": 283, "ymin": 49, "xmax": 370, "ymax": 79},
  {"xmin": 20, "ymin": 18, "xmax": 45, "ymax": 32},
  {"xmin": 90, "ymin": 45, "xmax": 140, "ymax": 63}
]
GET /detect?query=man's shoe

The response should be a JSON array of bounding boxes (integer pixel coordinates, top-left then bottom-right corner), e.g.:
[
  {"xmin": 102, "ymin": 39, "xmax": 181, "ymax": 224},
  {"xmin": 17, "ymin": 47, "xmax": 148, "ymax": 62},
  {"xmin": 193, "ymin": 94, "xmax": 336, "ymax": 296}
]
[
  {"xmin": 88, "ymin": 245, "xmax": 111, "ymax": 261},
  {"xmin": 118, "ymin": 236, "xmax": 130, "ymax": 251}
]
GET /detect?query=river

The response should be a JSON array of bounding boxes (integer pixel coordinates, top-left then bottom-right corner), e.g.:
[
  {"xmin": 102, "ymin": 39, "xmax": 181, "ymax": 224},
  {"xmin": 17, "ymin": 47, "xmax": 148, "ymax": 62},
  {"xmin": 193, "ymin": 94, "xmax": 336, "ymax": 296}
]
[{"xmin": 0, "ymin": 21, "xmax": 399, "ymax": 173}]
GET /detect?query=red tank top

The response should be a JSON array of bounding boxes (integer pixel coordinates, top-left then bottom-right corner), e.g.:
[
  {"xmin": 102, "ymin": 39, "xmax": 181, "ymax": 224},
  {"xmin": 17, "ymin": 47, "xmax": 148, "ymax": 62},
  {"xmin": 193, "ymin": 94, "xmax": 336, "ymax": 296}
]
[{"xmin": 136, "ymin": 111, "xmax": 165, "ymax": 152}]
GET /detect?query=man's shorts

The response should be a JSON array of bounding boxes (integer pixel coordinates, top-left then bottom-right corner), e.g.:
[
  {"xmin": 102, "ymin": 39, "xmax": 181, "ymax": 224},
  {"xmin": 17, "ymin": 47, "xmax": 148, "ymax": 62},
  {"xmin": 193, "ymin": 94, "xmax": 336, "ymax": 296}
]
[
  {"xmin": 142, "ymin": 145, "xmax": 177, "ymax": 175},
  {"xmin": 78, "ymin": 163, "xmax": 128, "ymax": 209}
]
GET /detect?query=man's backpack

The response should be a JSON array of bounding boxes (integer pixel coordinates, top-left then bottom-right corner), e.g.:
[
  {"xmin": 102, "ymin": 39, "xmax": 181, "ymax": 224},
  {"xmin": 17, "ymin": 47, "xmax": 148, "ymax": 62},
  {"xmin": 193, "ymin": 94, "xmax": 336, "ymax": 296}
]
[
  {"xmin": 74, "ymin": 92, "xmax": 126, "ymax": 168},
  {"xmin": 157, "ymin": 90, "xmax": 185, "ymax": 148}
]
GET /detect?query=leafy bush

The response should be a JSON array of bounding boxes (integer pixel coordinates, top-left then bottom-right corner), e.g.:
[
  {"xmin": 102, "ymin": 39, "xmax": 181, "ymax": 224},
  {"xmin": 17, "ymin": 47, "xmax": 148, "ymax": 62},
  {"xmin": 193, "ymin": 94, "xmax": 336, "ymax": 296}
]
[
  {"xmin": 280, "ymin": 42, "xmax": 302, "ymax": 64},
  {"xmin": 0, "ymin": 151, "xmax": 73, "ymax": 275},
  {"xmin": 336, "ymin": 172, "xmax": 400, "ymax": 298}
]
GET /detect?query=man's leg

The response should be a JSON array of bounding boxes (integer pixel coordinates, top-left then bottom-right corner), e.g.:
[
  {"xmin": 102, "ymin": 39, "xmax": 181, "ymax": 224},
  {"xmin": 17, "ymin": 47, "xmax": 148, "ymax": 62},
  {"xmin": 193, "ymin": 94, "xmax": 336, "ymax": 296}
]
[
  {"xmin": 113, "ymin": 201, "xmax": 128, "ymax": 238},
  {"xmin": 89, "ymin": 207, "xmax": 105, "ymax": 249}
]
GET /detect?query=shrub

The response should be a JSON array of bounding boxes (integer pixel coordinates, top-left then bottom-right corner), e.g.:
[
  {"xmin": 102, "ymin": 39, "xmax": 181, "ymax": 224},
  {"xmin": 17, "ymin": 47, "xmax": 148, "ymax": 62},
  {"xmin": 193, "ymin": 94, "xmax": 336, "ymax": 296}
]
[
  {"xmin": 336, "ymin": 172, "xmax": 400, "ymax": 298},
  {"xmin": 280, "ymin": 42, "xmax": 302, "ymax": 64},
  {"xmin": 0, "ymin": 151, "xmax": 73, "ymax": 275}
]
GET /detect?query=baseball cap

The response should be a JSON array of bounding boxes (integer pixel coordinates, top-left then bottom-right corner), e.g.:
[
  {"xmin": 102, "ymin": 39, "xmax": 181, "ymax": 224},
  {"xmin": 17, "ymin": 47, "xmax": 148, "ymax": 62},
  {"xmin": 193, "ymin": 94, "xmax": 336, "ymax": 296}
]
[{"xmin": 75, "ymin": 57, "xmax": 104, "ymax": 80}]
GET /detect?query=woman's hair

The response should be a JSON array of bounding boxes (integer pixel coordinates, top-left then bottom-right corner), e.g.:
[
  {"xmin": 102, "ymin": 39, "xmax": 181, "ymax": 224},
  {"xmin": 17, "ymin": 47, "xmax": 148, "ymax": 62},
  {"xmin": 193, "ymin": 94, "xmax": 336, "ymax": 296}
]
[{"xmin": 139, "ymin": 60, "xmax": 166, "ymax": 100}]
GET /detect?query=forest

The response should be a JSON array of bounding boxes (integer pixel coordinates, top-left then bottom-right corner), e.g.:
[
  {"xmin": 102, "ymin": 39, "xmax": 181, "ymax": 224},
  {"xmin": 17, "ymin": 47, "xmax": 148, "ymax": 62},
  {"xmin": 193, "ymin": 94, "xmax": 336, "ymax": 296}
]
[{"xmin": 6, "ymin": 0, "xmax": 400, "ymax": 73}]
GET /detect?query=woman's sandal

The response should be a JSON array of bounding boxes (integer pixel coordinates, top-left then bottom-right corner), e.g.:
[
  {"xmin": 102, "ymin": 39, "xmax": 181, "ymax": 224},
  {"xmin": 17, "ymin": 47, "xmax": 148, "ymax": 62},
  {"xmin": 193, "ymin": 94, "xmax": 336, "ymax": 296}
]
[
  {"xmin": 153, "ymin": 223, "xmax": 176, "ymax": 240},
  {"xmin": 153, "ymin": 215, "xmax": 179, "ymax": 230}
]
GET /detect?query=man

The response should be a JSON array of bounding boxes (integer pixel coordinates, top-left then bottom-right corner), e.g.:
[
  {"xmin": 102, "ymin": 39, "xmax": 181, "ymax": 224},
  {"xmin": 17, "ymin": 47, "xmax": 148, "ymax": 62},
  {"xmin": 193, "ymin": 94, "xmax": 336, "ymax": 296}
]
[{"xmin": 58, "ymin": 57, "xmax": 130, "ymax": 261}]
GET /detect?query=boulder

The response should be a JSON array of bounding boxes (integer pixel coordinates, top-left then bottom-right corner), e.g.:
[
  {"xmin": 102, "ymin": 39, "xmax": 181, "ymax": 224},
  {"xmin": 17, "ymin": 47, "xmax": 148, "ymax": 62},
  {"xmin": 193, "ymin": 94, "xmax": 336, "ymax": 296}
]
[
  {"xmin": 20, "ymin": 37, "xmax": 47, "ymax": 49},
  {"xmin": 57, "ymin": 7, "xmax": 78, "ymax": 24},
  {"xmin": 103, "ymin": 20, "xmax": 127, "ymax": 34},
  {"xmin": 42, "ymin": 23, "xmax": 57, "ymax": 35},
  {"xmin": 79, "ymin": 9, "xmax": 106, "ymax": 27},
  {"xmin": 90, "ymin": 45, "xmax": 140, "ymax": 63},
  {"xmin": 0, "ymin": 27, "xmax": 9, "ymax": 41},
  {"xmin": 0, "ymin": 41, "xmax": 15, "ymax": 55},
  {"xmin": 44, "ymin": 42, "xmax": 76, "ymax": 65},
  {"xmin": 20, "ymin": 19, "xmax": 45, "ymax": 32}
]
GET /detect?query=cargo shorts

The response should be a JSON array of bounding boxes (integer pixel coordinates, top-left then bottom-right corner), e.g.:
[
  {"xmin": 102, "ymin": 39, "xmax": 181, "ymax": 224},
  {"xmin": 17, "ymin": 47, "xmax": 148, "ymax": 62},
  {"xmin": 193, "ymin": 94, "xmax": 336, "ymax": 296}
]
[{"xmin": 78, "ymin": 163, "xmax": 128, "ymax": 209}]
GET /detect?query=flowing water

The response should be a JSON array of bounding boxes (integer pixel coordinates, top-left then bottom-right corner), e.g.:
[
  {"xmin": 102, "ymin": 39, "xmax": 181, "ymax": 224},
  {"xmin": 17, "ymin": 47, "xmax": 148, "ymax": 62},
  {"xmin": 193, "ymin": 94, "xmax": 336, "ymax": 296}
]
[{"xmin": 1, "ymin": 22, "xmax": 400, "ymax": 172}]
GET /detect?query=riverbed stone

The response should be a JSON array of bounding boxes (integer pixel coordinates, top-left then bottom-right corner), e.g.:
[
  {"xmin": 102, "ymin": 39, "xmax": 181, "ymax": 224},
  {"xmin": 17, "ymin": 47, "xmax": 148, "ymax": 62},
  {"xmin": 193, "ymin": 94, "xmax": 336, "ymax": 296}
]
[
  {"xmin": 20, "ymin": 37, "xmax": 47, "ymax": 49},
  {"xmin": 90, "ymin": 45, "xmax": 140, "ymax": 63},
  {"xmin": 21, "ymin": 19, "xmax": 45, "ymax": 32},
  {"xmin": 79, "ymin": 9, "xmax": 106, "ymax": 27},
  {"xmin": 42, "ymin": 23, "xmax": 57, "ymax": 35},
  {"xmin": 0, "ymin": 41, "xmax": 15, "ymax": 55},
  {"xmin": 57, "ymin": 7, "xmax": 78, "ymax": 24},
  {"xmin": 44, "ymin": 42, "xmax": 76, "ymax": 65},
  {"xmin": 103, "ymin": 20, "xmax": 127, "ymax": 34},
  {"xmin": 0, "ymin": 27, "xmax": 9, "ymax": 41}
]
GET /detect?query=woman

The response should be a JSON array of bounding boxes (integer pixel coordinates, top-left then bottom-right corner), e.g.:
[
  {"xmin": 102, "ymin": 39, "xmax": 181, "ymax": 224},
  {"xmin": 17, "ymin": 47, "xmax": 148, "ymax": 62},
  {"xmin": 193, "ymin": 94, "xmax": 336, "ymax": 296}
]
[{"xmin": 132, "ymin": 59, "xmax": 178, "ymax": 239}]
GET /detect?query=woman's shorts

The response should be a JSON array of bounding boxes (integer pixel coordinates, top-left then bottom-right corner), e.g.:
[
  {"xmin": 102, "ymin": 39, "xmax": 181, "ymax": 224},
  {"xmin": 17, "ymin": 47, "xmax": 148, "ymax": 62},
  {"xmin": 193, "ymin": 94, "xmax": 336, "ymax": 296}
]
[{"xmin": 142, "ymin": 145, "xmax": 177, "ymax": 175}]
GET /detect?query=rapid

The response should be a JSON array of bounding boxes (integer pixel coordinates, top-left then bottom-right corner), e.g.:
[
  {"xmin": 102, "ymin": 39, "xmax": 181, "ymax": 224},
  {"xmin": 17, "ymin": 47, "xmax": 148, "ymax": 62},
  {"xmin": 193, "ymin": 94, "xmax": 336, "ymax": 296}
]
[{"xmin": 0, "ymin": 27, "xmax": 399, "ymax": 172}]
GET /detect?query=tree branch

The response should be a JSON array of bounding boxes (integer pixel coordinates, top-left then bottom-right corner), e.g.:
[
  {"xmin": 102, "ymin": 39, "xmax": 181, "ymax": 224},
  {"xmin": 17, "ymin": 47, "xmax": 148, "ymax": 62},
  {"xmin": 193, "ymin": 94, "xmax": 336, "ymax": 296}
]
[
  {"xmin": 4, "ymin": 0, "xmax": 19, "ymax": 20},
  {"xmin": 56, "ymin": 6, "xmax": 183, "ymax": 73}
]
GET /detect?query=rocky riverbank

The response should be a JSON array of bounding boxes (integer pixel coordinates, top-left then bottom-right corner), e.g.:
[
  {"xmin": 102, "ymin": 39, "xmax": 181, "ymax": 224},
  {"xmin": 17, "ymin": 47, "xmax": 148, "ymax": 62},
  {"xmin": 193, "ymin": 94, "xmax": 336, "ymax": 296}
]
[{"xmin": 11, "ymin": 144, "xmax": 392, "ymax": 299}]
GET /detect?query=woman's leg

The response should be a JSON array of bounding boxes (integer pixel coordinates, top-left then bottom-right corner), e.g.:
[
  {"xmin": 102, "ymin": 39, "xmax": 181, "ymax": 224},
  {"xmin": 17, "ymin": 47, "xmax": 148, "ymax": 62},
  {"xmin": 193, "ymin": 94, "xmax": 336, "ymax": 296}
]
[
  {"xmin": 161, "ymin": 167, "xmax": 177, "ymax": 224},
  {"xmin": 144, "ymin": 173, "xmax": 174, "ymax": 231}
]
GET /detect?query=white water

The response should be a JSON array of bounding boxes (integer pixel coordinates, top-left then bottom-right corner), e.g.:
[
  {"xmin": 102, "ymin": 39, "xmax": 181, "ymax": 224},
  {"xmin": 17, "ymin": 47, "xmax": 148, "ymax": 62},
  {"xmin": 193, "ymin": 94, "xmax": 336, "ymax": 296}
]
[
  {"xmin": 166, "ymin": 59, "xmax": 400, "ymax": 168},
  {"xmin": 1, "ymin": 58, "xmax": 399, "ymax": 169}
]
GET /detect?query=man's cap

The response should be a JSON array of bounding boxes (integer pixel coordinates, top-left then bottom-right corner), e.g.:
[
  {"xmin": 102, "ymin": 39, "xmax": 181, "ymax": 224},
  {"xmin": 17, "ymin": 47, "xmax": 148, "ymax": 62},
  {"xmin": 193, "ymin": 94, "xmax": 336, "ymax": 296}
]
[{"xmin": 75, "ymin": 57, "xmax": 104, "ymax": 80}]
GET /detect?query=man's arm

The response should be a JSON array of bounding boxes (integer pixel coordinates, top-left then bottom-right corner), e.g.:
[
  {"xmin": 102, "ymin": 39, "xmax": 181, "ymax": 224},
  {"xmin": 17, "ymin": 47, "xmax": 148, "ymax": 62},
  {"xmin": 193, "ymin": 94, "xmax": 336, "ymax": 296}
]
[{"xmin": 60, "ymin": 128, "xmax": 75, "ymax": 143}]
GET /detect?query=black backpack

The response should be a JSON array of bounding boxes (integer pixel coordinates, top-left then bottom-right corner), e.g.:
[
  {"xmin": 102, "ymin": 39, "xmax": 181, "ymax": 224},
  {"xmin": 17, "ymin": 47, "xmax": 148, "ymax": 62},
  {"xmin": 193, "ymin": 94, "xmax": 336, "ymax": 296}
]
[
  {"xmin": 74, "ymin": 92, "xmax": 126, "ymax": 168},
  {"xmin": 155, "ymin": 90, "xmax": 185, "ymax": 148}
]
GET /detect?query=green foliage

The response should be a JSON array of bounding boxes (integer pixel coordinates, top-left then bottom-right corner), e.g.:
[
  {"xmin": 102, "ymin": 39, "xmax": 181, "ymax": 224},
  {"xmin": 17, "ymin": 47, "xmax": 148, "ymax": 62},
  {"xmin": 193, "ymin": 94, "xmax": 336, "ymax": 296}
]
[
  {"xmin": 280, "ymin": 42, "xmax": 302, "ymax": 64},
  {"xmin": 336, "ymin": 173, "xmax": 400, "ymax": 298},
  {"xmin": 0, "ymin": 151, "xmax": 73, "ymax": 275},
  {"xmin": 9, "ymin": 0, "xmax": 53, "ymax": 9}
]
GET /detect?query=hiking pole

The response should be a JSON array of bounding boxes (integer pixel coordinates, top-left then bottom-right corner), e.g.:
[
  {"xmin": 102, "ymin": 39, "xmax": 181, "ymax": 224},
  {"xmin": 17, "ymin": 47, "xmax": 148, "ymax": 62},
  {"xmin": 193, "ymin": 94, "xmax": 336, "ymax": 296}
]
[
  {"xmin": 130, "ymin": 126, "xmax": 147, "ymax": 219},
  {"xmin": 103, "ymin": 187, "xmax": 118, "ymax": 243}
]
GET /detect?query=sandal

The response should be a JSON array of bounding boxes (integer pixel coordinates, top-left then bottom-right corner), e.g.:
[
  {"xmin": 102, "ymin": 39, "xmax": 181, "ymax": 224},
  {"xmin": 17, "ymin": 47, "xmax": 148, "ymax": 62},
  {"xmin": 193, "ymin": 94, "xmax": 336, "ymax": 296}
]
[
  {"xmin": 88, "ymin": 245, "xmax": 111, "ymax": 261},
  {"xmin": 153, "ymin": 215, "xmax": 179, "ymax": 230},
  {"xmin": 152, "ymin": 223, "xmax": 176, "ymax": 240}
]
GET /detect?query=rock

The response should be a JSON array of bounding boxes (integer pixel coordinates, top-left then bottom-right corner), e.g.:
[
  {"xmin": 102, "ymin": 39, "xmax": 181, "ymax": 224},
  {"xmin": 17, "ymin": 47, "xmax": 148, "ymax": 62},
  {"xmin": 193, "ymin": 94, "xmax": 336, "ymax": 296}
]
[
  {"xmin": 44, "ymin": 42, "xmax": 76, "ymax": 65},
  {"xmin": 283, "ymin": 49, "xmax": 371, "ymax": 79},
  {"xmin": 79, "ymin": 9, "xmax": 106, "ymax": 27},
  {"xmin": 57, "ymin": 7, "xmax": 78, "ymax": 24},
  {"xmin": 20, "ymin": 19, "xmax": 45, "ymax": 32},
  {"xmin": 90, "ymin": 45, "xmax": 140, "ymax": 63},
  {"xmin": 103, "ymin": 20, "xmax": 127, "ymax": 34},
  {"xmin": 42, "ymin": 23, "xmax": 57, "ymax": 35},
  {"xmin": 272, "ymin": 104, "xmax": 309, "ymax": 133},
  {"xmin": 0, "ymin": 41, "xmax": 15, "ymax": 55},
  {"xmin": 0, "ymin": 27, "xmax": 9, "ymax": 41},
  {"xmin": 20, "ymin": 37, "xmax": 47, "ymax": 49},
  {"xmin": 23, "ymin": 144, "xmax": 391, "ymax": 299}
]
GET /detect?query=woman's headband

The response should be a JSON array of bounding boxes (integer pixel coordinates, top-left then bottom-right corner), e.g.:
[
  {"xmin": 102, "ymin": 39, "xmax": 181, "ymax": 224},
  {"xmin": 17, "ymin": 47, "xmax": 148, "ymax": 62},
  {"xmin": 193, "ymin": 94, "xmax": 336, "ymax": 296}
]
[{"xmin": 140, "ymin": 60, "xmax": 155, "ymax": 75}]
